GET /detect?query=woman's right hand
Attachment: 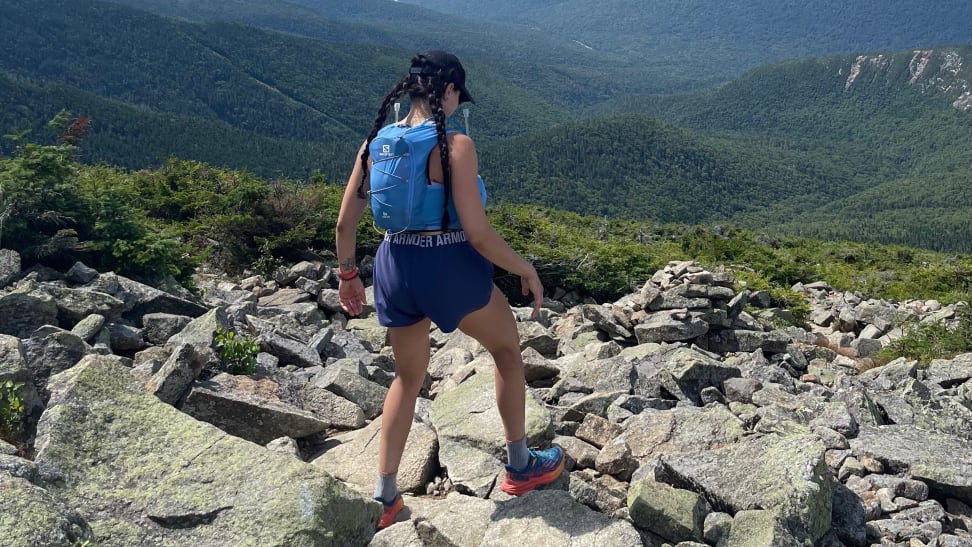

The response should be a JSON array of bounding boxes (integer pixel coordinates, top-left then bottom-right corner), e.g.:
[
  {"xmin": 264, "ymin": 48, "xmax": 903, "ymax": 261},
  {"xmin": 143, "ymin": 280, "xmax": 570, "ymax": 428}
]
[{"xmin": 339, "ymin": 276, "xmax": 367, "ymax": 317}]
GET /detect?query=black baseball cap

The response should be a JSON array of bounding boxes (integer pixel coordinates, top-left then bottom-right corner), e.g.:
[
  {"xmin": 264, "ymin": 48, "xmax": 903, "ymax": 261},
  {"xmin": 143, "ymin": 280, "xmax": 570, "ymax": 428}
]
[{"xmin": 409, "ymin": 50, "xmax": 475, "ymax": 103}]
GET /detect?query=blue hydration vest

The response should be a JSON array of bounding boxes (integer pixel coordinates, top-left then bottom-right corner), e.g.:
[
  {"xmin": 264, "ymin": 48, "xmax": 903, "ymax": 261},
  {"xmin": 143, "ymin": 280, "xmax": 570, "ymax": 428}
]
[{"xmin": 368, "ymin": 118, "xmax": 485, "ymax": 232}]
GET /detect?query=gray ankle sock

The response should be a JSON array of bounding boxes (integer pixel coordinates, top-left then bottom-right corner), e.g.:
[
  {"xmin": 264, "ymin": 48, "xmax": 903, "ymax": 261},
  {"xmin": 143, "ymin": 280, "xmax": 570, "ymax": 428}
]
[
  {"xmin": 507, "ymin": 438, "xmax": 530, "ymax": 471},
  {"xmin": 374, "ymin": 472, "xmax": 398, "ymax": 503}
]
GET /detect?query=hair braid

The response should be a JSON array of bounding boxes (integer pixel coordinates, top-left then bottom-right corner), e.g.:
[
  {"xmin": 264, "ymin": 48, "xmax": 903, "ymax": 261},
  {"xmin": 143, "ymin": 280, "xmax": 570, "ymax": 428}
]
[
  {"xmin": 428, "ymin": 84, "xmax": 452, "ymax": 230},
  {"xmin": 356, "ymin": 76, "xmax": 410, "ymax": 198}
]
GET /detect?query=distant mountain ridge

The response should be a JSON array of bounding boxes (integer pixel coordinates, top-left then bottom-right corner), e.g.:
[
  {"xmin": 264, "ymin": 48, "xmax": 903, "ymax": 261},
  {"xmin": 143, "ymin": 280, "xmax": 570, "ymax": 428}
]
[
  {"xmin": 95, "ymin": 0, "xmax": 972, "ymax": 98},
  {"xmin": 403, "ymin": 0, "xmax": 970, "ymax": 87},
  {"xmin": 403, "ymin": 0, "xmax": 970, "ymax": 55}
]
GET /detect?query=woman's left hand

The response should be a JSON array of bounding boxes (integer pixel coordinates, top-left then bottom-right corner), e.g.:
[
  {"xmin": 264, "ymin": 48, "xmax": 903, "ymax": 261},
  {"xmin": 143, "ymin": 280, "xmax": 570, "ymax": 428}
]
[
  {"xmin": 339, "ymin": 277, "xmax": 367, "ymax": 317},
  {"xmin": 519, "ymin": 264, "xmax": 544, "ymax": 320}
]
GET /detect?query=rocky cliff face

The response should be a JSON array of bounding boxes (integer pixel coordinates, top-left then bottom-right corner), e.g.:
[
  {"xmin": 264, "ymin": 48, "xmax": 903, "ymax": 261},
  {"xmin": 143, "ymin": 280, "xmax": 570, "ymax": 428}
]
[
  {"xmin": 842, "ymin": 47, "xmax": 971, "ymax": 110},
  {"xmin": 1, "ymin": 252, "xmax": 971, "ymax": 546}
]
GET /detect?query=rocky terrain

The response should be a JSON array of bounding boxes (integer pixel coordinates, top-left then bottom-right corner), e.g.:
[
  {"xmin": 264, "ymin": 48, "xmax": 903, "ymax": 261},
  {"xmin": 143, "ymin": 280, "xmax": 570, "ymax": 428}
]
[{"xmin": 1, "ymin": 248, "xmax": 971, "ymax": 547}]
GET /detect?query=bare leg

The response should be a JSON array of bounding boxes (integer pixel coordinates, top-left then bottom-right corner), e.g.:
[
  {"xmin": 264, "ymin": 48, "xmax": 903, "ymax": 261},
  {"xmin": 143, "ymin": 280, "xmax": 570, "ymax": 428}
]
[
  {"xmin": 378, "ymin": 318, "xmax": 432, "ymax": 476},
  {"xmin": 458, "ymin": 286, "xmax": 526, "ymax": 443}
]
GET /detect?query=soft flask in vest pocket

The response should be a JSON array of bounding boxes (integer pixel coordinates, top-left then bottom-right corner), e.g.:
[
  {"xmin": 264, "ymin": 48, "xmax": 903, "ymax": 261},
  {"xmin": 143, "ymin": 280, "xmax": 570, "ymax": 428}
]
[{"xmin": 368, "ymin": 123, "xmax": 445, "ymax": 232}]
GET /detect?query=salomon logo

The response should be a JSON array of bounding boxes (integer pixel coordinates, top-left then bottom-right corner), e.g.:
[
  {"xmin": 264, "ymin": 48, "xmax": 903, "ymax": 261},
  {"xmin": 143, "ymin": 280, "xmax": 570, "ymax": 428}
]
[{"xmin": 381, "ymin": 144, "xmax": 391, "ymax": 156}]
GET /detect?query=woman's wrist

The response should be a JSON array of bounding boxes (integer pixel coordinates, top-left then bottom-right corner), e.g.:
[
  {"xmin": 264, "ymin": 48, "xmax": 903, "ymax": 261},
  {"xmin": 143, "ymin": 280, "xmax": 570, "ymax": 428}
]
[
  {"xmin": 513, "ymin": 258, "xmax": 535, "ymax": 278},
  {"xmin": 338, "ymin": 255, "xmax": 358, "ymax": 278},
  {"xmin": 338, "ymin": 267, "xmax": 359, "ymax": 281}
]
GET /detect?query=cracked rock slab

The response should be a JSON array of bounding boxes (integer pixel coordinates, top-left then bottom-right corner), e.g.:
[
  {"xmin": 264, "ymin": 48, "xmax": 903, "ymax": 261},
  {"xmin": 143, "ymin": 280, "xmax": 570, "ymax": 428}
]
[
  {"xmin": 850, "ymin": 425, "xmax": 972, "ymax": 505},
  {"xmin": 481, "ymin": 490, "xmax": 642, "ymax": 546},
  {"xmin": 182, "ymin": 372, "xmax": 330, "ymax": 445},
  {"xmin": 430, "ymin": 372, "xmax": 552, "ymax": 498},
  {"xmin": 656, "ymin": 433, "xmax": 833, "ymax": 544},
  {"xmin": 378, "ymin": 490, "xmax": 642, "ymax": 547},
  {"xmin": 312, "ymin": 416, "xmax": 437, "ymax": 494}
]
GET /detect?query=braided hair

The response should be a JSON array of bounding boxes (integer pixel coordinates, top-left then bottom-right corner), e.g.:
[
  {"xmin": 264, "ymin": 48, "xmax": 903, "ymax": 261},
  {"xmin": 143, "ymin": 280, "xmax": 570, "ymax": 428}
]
[
  {"xmin": 356, "ymin": 54, "xmax": 456, "ymax": 230},
  {"xmin": 355, "ymin": 75, "xmax": 409, "ymax": 199}
]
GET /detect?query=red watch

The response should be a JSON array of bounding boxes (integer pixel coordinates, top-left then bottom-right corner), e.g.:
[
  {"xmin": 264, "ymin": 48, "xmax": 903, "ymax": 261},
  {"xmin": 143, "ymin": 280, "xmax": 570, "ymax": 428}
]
[{"xmin": 338, "ymin": 267, "xmax": 359, "ymax": 281}]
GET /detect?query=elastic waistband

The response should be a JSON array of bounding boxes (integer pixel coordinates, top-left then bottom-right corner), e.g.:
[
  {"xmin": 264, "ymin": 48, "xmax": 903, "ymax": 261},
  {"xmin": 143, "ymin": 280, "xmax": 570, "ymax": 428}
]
[{"xmin": 384, "ymin": 230, "xmax": 469, "ymax": 247}]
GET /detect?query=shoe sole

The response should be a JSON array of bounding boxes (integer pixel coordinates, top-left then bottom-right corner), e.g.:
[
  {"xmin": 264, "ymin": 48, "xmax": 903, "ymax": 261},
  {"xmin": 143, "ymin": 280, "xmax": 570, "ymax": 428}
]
[{"xmin": 499, "ymin": 455, "xmax": 565, "ymax": 496}]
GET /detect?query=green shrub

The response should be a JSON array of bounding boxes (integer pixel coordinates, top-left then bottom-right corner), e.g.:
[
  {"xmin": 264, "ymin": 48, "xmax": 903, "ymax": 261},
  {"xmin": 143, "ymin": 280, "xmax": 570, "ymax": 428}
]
[
  {"xmin": 77, "ymin": 165, "xmax": 198, "ymax": 282},
  {"xmin": 0, "ymin": 380, "xmax": 25, "ymax": 443},
  {"xmin": 0, "ymin": 140, "xmax": 84, "ymax": 260},
  {"xmin": 488, "ymin": 204, "xmax": 667, "ymax": 301},
  {"xmin": 876, "ymin": 302, "xmax": 972, "ymax": 365},
  {"xmin": 252, "ymin": 240, "xmax": 284, "ymax": 279},
  {"xmin": 133, "ymin": 159, "xmax": 271, "ymax": 273},
  {"xmin": 0, "ymin": 124, "xmax": 200, "ymax": 284},
  {"xmin": 728, "ymin": 267, "xmax": 811, "ymax": 326},
  {"xmin": 214, "ymin": 328, "xmax": 260, "ymax": 375},
  {"xmin": 253, "ymin": 178, "xmax": 382, "ymax": 263},
  {"xmin": 769, "ymin": 288, "xmax": 811, "ymax": 325}
]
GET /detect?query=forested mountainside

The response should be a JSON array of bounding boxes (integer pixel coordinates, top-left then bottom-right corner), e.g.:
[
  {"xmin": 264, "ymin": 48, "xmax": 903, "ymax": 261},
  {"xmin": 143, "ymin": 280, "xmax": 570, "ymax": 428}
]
[
  {"xmin": 480, "ymin": 115, "xmax": 851, "ymax": 225},
  {"xmin": 102, "ymin": 0, "xmax": 650, "ymax": 102},
  {"xmin": 0, "ymin": 74, "xmax": 353, "ymax": 177},
  {"xmin": 2, "ymin": 1, "xmax": 969, "ymax": 253},
  {"xmin": 629, "ymin": 47, "xmax": 972, "ymax": 251},
  {"xmin": 0, "ymin": 0, "xmax": 560, "ymax": 144}
]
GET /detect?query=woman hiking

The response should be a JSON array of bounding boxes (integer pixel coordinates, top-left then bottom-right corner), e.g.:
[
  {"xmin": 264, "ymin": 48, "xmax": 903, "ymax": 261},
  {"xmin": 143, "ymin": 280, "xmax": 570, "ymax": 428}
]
[{"xmin": 334, "ymin": 50, "xmax": 564, "ymax": 529}]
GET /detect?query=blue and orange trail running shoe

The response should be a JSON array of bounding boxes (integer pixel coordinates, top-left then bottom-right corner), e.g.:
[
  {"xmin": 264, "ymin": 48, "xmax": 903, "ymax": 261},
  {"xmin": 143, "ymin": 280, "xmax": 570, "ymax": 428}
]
[
  {"xmin": 500, "ymin": 446, "xmax": 565, "ymax": 496},
  {"xmin": 376, "ymin": 494, "xmax": 404, "ymax": 529}
]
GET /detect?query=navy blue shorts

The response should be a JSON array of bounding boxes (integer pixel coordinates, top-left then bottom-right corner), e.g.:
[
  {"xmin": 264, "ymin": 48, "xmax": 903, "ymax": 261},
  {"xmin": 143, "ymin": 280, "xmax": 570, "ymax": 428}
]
[{"xmin": 374, "ymin": 230, "xmax": 494, "ymax": 333}]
